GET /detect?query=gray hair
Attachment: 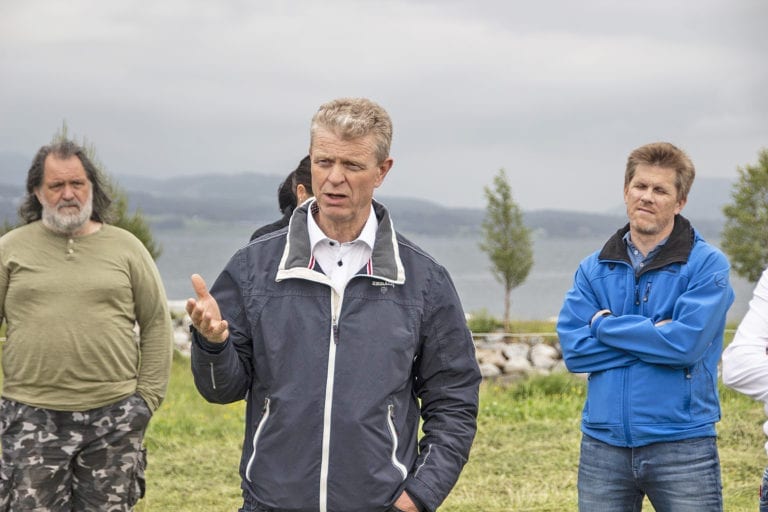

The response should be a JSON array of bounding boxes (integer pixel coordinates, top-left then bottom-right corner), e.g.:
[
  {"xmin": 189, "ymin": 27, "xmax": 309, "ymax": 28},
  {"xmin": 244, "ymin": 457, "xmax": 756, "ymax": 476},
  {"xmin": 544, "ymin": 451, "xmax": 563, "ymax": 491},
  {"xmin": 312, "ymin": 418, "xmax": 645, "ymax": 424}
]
[
  {"xmin": 19, "ymin": 139, "xmax": 113, "ymax": 224},
  {"xmin": 310, "ymin": 97, "xmax": 393, "ymax": 164}
]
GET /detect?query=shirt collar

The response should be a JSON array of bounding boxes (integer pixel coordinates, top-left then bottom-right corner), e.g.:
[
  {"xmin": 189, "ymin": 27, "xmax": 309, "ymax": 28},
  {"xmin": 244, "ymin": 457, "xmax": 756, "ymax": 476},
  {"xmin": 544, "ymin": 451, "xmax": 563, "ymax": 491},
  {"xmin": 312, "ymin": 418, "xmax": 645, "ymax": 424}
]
[
  {"xmin": 307, "ymin": 201, "xmax": 378, "ymax": 250},
  {"xmin": 623, "ymin": 231, "xmax": 668, "ymax": 261}
]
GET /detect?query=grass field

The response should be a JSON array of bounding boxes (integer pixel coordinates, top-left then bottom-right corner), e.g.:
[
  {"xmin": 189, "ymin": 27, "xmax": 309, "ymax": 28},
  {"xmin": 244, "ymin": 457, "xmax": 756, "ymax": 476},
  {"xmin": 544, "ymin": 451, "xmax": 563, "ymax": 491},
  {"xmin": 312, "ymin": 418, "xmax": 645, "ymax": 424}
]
[{"xmin": 2, "ymin": 330, "xmax": 768, "ymax": 510}]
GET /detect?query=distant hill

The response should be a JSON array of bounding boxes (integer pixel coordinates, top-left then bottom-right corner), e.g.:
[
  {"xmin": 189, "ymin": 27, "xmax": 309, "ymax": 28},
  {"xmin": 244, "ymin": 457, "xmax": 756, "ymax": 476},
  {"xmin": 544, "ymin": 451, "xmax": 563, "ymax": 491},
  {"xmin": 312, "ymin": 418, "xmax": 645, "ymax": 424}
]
[{"xmin": 0, "ymin": 162, "xmax": 732, "ymax": 239}]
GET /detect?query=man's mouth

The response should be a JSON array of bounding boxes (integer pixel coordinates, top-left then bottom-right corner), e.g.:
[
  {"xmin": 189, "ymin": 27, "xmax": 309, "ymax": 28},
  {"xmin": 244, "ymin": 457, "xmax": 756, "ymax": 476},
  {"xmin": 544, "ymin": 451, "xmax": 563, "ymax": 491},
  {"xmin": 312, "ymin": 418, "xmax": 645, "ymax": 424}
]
[{"xmin": 57, "ymin": 202, "xmax": 80, "ymax": 212}]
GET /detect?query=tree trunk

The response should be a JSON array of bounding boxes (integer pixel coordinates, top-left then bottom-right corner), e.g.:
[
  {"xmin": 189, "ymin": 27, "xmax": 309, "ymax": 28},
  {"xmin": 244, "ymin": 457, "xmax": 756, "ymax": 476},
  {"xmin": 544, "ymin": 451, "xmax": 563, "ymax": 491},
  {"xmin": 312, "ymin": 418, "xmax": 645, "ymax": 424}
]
[{"xmin": 504, "ymin": 285, "xmax": 511, "ymax": 333}]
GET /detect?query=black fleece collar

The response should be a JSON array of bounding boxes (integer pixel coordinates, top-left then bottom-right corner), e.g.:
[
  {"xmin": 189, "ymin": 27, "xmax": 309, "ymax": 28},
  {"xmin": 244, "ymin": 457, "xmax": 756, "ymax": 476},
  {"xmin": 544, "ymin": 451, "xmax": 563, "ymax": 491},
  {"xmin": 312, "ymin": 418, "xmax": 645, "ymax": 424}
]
[{"xmin": 598, "ymin": 215, "xmax": 695, "ymax": 276}]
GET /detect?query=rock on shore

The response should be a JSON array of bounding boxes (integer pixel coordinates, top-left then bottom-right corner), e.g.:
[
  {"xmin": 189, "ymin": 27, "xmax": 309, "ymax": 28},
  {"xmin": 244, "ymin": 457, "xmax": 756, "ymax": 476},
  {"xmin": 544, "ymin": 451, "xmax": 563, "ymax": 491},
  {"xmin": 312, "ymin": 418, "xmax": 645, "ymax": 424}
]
[{"xmin": 170, "ymin": 304, "xmax": 572, "ymax": 381}]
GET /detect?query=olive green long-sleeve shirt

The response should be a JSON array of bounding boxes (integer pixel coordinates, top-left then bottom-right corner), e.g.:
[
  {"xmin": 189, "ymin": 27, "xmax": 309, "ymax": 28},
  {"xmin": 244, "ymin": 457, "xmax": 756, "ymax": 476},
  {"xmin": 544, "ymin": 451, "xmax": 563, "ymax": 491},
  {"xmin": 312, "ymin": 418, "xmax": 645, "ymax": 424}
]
[{"xmin": 0, "ymin": 222, "xmax": 172, "ymax": 412}]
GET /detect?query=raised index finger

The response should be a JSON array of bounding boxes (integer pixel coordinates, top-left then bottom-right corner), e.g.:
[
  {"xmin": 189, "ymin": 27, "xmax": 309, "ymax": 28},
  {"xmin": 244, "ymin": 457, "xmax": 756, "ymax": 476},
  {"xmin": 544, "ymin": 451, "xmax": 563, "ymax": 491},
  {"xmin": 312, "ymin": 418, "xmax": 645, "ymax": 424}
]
[{"xmin": 190, "ymin": 273, "xmax": 210, "ymax": 300}]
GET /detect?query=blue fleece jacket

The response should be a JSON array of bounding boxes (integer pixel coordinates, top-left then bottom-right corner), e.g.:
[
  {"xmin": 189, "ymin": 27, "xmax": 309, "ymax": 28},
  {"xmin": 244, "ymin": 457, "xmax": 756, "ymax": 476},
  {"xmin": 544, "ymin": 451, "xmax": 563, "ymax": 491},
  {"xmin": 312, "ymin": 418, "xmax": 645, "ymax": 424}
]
[{"xmin": 557, "ymin": 215, "xmax": 734, "ymax": 447}]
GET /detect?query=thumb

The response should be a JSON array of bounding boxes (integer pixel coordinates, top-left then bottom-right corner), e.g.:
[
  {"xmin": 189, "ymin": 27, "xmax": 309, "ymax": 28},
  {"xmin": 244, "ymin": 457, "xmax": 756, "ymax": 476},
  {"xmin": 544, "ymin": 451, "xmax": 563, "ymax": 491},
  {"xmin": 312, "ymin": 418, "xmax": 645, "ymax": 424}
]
[{"xmin": 190, "ymin": 273, "xmax": 210, "ymax": 300}]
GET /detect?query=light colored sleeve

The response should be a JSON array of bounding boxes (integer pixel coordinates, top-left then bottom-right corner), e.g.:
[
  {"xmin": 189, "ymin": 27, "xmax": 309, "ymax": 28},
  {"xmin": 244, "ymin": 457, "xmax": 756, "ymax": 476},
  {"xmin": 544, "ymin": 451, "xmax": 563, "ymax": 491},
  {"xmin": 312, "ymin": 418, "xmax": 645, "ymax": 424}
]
[
  {"xmin": 0, "ymin": 235, "xmax": 8, "ymax": 324},
  {"xmin": 722, "ymin": 268, "xmax": 768, "ymax": 403},
  {"xmin": 0, "ymin": 258, "xmax": 7, "ymax": 325},
  {"xmin": 721, "ymin": 268, "xmax": 768, "ymax": 455},
  {"xmin": 130, "ymin": 239, "xmax": 173, "ymax": 413}
]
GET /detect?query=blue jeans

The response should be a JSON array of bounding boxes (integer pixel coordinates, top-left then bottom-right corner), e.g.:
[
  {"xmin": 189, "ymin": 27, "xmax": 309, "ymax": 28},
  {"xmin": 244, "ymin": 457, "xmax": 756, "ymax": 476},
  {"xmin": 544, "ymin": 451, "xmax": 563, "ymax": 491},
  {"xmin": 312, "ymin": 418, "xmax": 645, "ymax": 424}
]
[
  {"xmin": 578, "ymin": 434, "xmax": 722, "ymax": 512},
  {"xmin": 760, "ymin": 465, "xmax": 768, "ymax": 512}
]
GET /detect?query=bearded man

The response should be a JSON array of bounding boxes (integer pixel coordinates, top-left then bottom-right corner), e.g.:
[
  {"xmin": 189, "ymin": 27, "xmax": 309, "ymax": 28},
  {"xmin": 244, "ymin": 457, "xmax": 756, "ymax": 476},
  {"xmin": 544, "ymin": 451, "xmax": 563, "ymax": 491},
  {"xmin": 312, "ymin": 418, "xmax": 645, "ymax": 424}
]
[{"xmin": 0, "ymin": 139, "xmax": 173, "ymax": 511}]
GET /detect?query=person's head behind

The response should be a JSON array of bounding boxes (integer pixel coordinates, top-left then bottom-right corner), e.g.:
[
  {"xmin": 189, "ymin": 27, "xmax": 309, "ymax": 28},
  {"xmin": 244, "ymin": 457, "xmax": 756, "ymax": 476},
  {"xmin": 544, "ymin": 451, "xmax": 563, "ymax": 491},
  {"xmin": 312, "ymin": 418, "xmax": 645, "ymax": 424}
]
[
  {"xmin": 292, "ymin": 155, "xmax": 313, "ymax": 205},
  {"xmin": 624, "ymin": 142, "xmax": 695, "ymax": 202},
  {"xmin": 310, "ymin": 98, "xmax": 393, "ymax": 165},
  {"xmin": 277, "ymin": 173, "xmax": 295, "ymax": 215},
  {"xmin": 20, "ymin": 139, "xmax": 112, "ymax": 226},
  {"xmin": 276, "ymin": 156, "xmax": 313, "ymax": 216}
]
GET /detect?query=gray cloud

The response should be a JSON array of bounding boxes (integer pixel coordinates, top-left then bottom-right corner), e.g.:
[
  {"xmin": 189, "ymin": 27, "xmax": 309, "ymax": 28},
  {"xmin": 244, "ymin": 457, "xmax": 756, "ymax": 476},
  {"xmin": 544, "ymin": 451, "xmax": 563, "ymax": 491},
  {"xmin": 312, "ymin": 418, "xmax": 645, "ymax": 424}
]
[{"xmin": 1, "ymin": 0, "xmax": 766, "ymax": 211}]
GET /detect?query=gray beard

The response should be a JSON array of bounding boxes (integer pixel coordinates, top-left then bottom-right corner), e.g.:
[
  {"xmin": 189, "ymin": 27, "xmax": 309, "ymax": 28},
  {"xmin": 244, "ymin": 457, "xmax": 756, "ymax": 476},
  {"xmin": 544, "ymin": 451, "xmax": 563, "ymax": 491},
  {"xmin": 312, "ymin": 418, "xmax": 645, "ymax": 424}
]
[{"xmin": 41, "ymin": 196, "xmax": 94, "ymax": 235}]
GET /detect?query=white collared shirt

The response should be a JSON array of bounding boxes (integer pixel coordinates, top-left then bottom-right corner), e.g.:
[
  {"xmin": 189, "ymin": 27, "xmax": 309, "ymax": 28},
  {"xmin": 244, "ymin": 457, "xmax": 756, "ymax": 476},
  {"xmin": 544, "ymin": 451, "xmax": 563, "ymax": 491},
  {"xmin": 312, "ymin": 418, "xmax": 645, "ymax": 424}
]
[{"xmin": 307, "ymin": 201, "xmax": 378, "ymax": 293}]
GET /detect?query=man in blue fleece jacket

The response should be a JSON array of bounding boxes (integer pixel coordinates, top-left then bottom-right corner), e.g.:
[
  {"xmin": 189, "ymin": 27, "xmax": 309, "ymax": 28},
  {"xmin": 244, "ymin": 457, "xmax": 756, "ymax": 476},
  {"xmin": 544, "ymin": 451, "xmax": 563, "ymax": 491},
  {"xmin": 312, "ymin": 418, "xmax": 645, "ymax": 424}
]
[{"xmin": 557, "ymin": 141, "xmax": 734, "ymax": 511}]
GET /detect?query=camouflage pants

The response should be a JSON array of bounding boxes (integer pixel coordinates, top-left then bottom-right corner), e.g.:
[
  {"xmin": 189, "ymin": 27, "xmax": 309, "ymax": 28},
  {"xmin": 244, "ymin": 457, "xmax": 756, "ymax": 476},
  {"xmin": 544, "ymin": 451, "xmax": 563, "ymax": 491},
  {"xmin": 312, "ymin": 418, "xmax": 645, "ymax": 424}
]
[{"xmin": 0, "ymin": 393, "xmax": 151, "ymax": 511}]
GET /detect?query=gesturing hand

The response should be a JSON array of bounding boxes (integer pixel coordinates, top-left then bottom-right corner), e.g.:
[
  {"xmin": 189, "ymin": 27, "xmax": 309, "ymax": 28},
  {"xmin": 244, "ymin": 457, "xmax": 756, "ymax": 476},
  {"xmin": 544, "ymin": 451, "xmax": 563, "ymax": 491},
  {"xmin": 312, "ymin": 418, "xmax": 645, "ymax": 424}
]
[
  {"xmin": 393, "ymin": 491, "xmax": 420, "ymax": 512},
  {"xmin": 186, "ymin": 273, "xmax": 229, "ymax": 343}
]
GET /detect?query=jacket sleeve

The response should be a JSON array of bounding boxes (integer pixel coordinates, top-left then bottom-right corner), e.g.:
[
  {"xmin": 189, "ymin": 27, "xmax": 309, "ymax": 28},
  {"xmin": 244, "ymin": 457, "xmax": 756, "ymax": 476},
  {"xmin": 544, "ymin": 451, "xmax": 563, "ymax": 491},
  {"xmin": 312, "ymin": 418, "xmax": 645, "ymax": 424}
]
[
  {"xmin": 403, "ymin": 265, "xmax": 481, "ymax": 512},
  {"xmin": 597, "ymin": 250, "xmax": 734, "ymax": 368},
  {"xmin": 722, "ymin": 267, "xmax": 768, "ymax": 402},
  {"xmin": 190, "ymin": 251, "xmax": 254, "ymax": 403},
  {"xmin": 557, "ymin": 261, "xmax": 639, "ymax": 373}
]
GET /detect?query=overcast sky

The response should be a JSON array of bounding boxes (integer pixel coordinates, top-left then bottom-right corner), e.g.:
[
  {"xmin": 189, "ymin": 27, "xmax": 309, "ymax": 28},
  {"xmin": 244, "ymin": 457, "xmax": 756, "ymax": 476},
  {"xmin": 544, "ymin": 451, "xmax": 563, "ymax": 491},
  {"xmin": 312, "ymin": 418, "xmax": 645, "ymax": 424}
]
[{"xmin": 1, "ymin": 0, "xmax": 766, "ymax": 212}]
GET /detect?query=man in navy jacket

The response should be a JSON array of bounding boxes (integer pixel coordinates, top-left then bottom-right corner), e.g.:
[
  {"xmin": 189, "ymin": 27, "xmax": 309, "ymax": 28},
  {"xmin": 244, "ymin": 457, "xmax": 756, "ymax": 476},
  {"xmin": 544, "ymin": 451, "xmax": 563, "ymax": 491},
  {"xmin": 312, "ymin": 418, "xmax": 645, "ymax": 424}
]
[
  {"xmin": 187, "ymin": 97, "xmax": 480, "ymax": 512},
  {"xmin": 557, "ymin": 142, "xmax": 734, "ymax": 511}
]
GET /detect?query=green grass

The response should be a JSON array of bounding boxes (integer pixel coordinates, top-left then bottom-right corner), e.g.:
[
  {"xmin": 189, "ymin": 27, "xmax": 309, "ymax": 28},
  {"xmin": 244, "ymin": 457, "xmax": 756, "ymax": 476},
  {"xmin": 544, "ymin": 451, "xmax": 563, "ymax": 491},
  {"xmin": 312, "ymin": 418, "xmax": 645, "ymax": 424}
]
[
  {"xmin": 2, "ymin": 330, "xmax": 768, "ymax": 511},
  {"xmin": 134, "ymin": 351, "xmax": 246, "ymax": 510}
]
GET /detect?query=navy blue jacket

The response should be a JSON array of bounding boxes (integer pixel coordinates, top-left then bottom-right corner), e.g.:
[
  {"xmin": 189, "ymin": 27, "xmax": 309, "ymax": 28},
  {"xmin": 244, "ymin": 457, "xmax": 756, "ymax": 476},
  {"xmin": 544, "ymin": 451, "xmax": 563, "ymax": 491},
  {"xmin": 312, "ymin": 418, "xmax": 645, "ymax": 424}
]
[
  {"xmin": 191, "ymin": 200, "xmax": 480, "ymax": 512},
  {"xmin": 558, "ymin": 215, "xmax": 734, "ymax": 447}
]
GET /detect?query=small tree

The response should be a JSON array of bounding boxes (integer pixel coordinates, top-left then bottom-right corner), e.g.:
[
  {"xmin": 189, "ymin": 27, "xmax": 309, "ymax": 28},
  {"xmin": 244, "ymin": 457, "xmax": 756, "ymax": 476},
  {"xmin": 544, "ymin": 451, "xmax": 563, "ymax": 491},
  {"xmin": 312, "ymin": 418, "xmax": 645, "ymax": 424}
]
[
  {"xmin": 721, "ymin": 148, "xmax": 768, "ymax": 283},
  {"xmin": 51, "ymin": 122, "xmax": 162, "ymax": 260},
  {"xmin": 0, "ymin": 220, "xmax": 16, "ymax": 237},
  {"xmin": 479, "ymin": 168, "xmax": 533, "ymax": 332}
]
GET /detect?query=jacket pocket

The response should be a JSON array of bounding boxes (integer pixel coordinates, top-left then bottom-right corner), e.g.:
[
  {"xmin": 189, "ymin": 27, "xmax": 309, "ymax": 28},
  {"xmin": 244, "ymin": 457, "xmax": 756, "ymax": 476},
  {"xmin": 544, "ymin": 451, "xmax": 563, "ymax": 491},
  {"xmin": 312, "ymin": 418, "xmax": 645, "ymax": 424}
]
[
  {"xmin": 127, "ymin": 445, "xmax": 147, "ymax": 507},
  {"xmin": 0, "ymin": 459, "xmax": 11, "ymax": 512},
  {"xmin": 245, "ymin": 397, "xmax": 271, "ymax": 483},
  {"xmin": 688, "ymin": 363, "xmax": 719, "ymax": 419},
  {"xmin": 386, "ymin": 404, "xmax": 408, "ymax": 480},
  {"xmin": 631, "ymin": 364, "xmax": 691, "ymax": 424},
  {"xmin": 584, "ymin": 369, "xmax": 624, "ymax": 425}
]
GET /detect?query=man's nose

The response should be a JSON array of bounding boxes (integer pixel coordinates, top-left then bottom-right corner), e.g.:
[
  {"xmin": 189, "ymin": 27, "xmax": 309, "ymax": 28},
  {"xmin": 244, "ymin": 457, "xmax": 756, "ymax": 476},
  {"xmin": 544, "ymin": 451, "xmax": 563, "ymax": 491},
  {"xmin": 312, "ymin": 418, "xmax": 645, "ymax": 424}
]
[
  {"xmin": 328, "ymin": 163, "xmax": 345, "ymax": 183},
  {"xmin": 61, "ymin": 184, "xmax": 76, "ymax": 198}
]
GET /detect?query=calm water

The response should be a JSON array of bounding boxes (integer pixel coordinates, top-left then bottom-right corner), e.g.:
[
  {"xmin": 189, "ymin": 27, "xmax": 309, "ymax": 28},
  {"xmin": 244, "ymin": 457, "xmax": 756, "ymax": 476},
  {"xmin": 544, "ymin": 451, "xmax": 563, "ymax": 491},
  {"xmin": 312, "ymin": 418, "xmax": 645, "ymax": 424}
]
[{"xmin": 154, "ymin": 224, "xmax": 753, "ymax": 322}]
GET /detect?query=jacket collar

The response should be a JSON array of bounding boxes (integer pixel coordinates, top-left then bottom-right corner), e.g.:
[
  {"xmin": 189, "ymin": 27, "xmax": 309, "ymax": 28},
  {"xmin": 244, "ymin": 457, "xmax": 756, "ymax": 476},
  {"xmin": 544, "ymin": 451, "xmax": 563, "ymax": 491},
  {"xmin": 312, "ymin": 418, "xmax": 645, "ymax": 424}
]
[
  {"xmin": 277, "ymin": 199, "xmax": 405, "ymax": 284},
  {"xmin": 598, "ymin": 214, "xmax": 695, "ymax": 274}
]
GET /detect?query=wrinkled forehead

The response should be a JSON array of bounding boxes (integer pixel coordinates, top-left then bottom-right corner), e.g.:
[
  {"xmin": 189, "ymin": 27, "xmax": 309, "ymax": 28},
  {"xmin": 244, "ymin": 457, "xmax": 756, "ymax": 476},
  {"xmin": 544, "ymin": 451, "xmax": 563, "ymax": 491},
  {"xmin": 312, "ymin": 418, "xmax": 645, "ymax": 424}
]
[
  {"xmin": 41, "ymin": 154, "xmax": 89, "ymax": 183},
  {"xmin": 310, "ymin": 128, "xmax": 379, "ymax": 161},
  {"xmin": 624, "ymin": 164, "xmax": 680, "ymax": 192}
]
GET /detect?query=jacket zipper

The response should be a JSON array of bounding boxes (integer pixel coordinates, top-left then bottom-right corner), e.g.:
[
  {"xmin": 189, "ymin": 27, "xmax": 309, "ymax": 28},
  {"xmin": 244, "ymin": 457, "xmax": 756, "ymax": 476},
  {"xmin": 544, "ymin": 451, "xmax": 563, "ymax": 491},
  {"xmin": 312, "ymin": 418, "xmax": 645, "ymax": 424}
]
[
  {"xmin": 209, "ymin": 362, "xmax": 216, "ymax": 390},
  {"xmin": 622, "ymin": 367, "xmax": 633, "ymax": 446},
  {"xmin": 245, "ymin": 397, "xmax": 271, "ymax": 482},
  {"xmin": 386, "ymin": 404, "xmax": 408, "ymax": 480},
  {"xmin": 319, "ymin": 289, "xmax": 343, "ymax": 512},
  {"xmin": 414, "ymin": 444, "xmax": 432, "ymax": 478},
  {"xmin": 332, "ymin": 314, "xmax": 339, "ymax": 344}
]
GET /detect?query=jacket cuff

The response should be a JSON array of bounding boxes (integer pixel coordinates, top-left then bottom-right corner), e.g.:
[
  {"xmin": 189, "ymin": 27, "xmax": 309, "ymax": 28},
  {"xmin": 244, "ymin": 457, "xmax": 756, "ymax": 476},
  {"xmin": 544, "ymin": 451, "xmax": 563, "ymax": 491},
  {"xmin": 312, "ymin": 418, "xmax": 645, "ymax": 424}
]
[
  {"xmin": 405, "ymin": 477, "xmax": 440, "ymax": 512},
  {"xmin": 590, "ymin": 310, "xmax": 611, "ymax": 337},
  {"xmin": 190, "ymin": 326, "xmax": 229, "ymax": 354}
]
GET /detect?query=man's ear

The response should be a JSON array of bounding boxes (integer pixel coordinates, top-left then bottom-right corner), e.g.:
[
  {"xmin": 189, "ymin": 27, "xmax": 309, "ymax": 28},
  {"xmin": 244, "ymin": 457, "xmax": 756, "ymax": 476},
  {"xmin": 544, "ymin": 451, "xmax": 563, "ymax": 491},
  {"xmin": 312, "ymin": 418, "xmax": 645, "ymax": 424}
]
[
  {"xmin": 674, "ymin": 196, "xmax": 687, "ymax": 215},
  {"xmin": 375, "ymin": 158, "xmax": 393, "ymax": 187},
  {"xmin": 296, "ymin": 184, "xmax": 311, "ymax": 204}
]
